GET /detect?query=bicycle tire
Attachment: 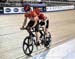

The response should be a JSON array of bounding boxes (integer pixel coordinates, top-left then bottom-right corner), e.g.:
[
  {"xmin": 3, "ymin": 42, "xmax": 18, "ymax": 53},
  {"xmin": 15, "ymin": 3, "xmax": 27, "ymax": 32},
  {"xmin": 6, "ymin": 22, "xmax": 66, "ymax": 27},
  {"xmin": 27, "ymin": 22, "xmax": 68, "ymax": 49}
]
[
  {"xmin": 44, "ymin": 32, "xmax": 51, "ymax": 48},
  {"xmin": 23, "ymin": 36, "xmax": 33, "ymax": 56}
]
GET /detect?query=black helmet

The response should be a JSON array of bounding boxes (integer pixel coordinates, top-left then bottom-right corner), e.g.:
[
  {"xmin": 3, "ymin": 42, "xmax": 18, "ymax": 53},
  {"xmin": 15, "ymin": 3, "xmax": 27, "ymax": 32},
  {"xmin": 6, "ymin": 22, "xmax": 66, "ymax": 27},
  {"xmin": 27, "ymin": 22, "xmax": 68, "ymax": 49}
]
[{"xmin": 24, "ymin": 4, "xmax": 30, "ymax": 12}]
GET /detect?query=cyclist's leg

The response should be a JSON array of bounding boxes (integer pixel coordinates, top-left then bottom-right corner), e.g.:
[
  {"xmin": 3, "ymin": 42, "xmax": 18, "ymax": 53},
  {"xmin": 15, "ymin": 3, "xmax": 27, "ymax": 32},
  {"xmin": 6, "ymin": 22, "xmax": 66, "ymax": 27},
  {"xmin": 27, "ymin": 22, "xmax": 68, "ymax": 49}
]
[
  {"xmin": 39, "ymin": 20, "xmax": 45, "ymax": 38},
  {"xmin": 45, "ymin": 19, "xmax": 49, "ymax": 34},
  {"xmin": 35, "ymin": 21, "xmax": 40, "ymax": 46},
  {"xmin": 26, "ymin": 20, "xmax": 35, "ymax": 35}
]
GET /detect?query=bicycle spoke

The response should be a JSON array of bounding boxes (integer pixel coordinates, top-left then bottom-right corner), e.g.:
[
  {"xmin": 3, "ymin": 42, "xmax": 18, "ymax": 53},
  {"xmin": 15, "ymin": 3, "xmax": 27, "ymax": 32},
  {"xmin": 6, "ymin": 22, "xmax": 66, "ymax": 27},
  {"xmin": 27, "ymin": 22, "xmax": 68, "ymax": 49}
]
[
  {"xmin": 25, "ymin": 46, "xmax": 31, "ymax": 54},
  {"xmin": 24, "ymin": 46, "xmax": 28, "ymax": 52},
  {"xmin": 24, "ymin": 42, "xmax": 29, "ymax": 46},
  {"xmin": 24, "ymin": 38, "xmax": 29, "ymax": 45},
  {"xmin": 28, "ymin": 47, "xmax": 31, "ymax": 53}
]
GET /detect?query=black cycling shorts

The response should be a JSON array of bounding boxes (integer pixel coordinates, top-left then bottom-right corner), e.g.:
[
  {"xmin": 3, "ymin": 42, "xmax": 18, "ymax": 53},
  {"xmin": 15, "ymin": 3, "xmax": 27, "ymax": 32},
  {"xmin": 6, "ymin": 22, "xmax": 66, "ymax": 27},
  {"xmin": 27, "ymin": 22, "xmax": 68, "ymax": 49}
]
[
  {"xmin": 27, "ymin": 20, "xmax": 39, "ymax": 32},
  {"xmin": 39, "ymin": 20, "xmax": 49, "ymax": 29}
]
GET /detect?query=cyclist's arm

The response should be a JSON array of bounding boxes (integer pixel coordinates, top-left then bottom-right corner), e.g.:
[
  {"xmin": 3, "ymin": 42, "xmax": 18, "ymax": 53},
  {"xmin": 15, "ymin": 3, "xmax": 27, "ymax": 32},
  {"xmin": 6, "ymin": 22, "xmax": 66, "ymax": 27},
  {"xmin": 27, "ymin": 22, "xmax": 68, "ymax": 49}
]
[
  {"xmin": 32, "ymin": 16, "xmax": 38, "ymax": 28},
  {"xmin": 21, "ymin": 16, "xmax": 27, "ymax": 28},
  {"xmin": 46, "ymin": 19, "xmax": 49, "ymax": 29}
]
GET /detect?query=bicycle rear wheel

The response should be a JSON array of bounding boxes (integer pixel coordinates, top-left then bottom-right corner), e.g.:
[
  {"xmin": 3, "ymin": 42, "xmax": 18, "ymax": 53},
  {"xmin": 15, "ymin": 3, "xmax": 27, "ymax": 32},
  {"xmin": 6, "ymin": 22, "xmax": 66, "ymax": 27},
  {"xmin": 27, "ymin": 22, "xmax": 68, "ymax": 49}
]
[
  {"xmin": 45, "ymin": 32, "xmax": 51, "ymax": 48},
  {"xmin": 23, "ymin": 36, "xmax": 33, "ymax": 56}
]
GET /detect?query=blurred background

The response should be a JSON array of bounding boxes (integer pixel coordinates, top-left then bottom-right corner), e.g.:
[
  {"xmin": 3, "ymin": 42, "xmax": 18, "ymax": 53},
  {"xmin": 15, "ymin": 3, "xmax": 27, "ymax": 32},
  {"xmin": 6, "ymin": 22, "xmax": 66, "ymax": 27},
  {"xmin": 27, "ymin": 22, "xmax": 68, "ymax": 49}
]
[{"xmin": 0, "ymin": 0, "xmax": 75, "ymax": 7}]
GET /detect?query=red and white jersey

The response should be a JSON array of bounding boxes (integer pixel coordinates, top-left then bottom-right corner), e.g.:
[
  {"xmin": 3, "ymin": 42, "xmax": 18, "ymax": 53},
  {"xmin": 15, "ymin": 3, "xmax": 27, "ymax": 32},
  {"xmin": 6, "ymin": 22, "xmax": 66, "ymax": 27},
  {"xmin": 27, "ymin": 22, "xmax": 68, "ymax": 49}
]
[
  {"xmin": 24, "ymin": 8, "xmax": 40, "ymax": 18},
  {"xmin": 38, "ymin": 13, "xmax": 47, "ymax": 21}
]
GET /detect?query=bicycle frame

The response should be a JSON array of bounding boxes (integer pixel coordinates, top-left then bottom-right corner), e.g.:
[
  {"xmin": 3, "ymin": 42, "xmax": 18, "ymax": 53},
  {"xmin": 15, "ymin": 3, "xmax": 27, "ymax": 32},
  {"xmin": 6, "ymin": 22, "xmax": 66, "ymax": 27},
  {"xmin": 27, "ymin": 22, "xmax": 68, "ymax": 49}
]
[{"xmin": 23, "ymin": 27, "xmax": 51, "ymax": 55}]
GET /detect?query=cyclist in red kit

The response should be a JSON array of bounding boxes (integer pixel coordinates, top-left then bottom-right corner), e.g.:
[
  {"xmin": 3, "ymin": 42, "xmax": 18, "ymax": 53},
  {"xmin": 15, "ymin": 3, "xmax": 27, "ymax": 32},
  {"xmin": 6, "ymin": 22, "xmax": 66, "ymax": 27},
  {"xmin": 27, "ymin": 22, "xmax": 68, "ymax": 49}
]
[
  {"xmin": 39, "ymin": 13, "xmax": 49, "ymax": 33},
  {"xmin": 21, "ymin": 5, "xmax": 41, "ymax": 46},
  {"xmin": 21, "ymin": 4, "xmax": 49, "ymax": 46}
]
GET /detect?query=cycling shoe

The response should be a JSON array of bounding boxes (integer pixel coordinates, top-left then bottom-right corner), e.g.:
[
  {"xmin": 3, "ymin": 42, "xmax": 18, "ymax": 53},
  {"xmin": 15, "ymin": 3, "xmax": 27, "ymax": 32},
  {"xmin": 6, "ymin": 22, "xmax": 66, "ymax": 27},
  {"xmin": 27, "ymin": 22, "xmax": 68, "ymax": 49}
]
[
  {"xmin": 44, "ymin": 41, "xmax": 50, "ymax": 47},
  {"xmin": 41, "ymin": 40, "xmax": 44, "ymax": 45},
  {"xmin": 35, "ymin": 41, "xmax": 40, "ymax": 46}
]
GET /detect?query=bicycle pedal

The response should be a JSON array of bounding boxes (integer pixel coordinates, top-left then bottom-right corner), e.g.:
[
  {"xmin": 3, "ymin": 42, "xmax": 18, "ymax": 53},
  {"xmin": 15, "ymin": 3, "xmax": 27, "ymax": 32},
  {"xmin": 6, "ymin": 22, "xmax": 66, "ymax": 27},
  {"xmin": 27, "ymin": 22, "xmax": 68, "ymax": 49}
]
[
  {"xmin": 44, "ymin": 41, "xmax": 49, "ymax": 47},
  {"xmin": 31, "ymin": 33, "xmax": 35, "ymax": 37},
  {"xmin": 41, "ymin": 40, "xmax": 44, "ymax": 45},
  {"xmin": 35, "ymin": 42, "xmax": 40, "ymax": 47}
]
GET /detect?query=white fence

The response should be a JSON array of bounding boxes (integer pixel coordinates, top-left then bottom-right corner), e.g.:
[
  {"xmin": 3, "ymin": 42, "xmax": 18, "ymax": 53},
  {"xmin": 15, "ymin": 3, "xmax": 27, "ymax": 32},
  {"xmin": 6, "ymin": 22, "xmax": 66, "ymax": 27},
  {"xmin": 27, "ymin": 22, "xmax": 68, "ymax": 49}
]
[
  {"xmin": 3, "ymin": 5, "xmax": 74, "ymax": 14},
  {"xmin": 46, "ymin": 5, "xmax": 74, "ymax": 12}
]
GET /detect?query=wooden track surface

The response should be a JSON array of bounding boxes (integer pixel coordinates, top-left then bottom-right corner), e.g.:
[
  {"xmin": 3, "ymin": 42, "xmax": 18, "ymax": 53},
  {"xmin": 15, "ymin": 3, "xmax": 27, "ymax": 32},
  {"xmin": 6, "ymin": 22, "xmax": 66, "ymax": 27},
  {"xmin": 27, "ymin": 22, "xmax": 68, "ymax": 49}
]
[{"xmin": 0, "ymin": 10, "xmax": 75, "ymax": 59}]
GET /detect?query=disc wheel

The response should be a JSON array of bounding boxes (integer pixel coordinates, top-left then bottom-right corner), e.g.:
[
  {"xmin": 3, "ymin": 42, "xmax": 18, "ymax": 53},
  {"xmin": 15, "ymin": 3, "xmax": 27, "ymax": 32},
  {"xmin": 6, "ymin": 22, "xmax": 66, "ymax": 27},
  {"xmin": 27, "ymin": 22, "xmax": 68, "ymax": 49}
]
[{"xmin": 23, "ymin": 36, "xmax": 33, "ymax": 56}]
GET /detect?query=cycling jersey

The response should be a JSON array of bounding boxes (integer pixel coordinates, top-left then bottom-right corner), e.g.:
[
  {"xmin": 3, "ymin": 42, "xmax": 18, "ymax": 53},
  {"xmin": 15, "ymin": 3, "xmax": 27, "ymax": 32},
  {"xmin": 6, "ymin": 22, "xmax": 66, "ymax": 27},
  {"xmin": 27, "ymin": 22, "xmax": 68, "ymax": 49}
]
[
  {"xmin": 33, "ymin": 8, "xmax": 40, "ymax": 15},
  {"xmin": 30, "ymin": 11, "xmax": 38, "ymax": 17},
  {"xmin": 39, "ymin": 13, "xmax": 46, "ymax": 21},
  {"xmin": 24, "ymin": 8, "xmax": 40, "ymax": 18},
  {"xmin": 24, "ymin": 12, "xmax": 30, "ymax": 17}
]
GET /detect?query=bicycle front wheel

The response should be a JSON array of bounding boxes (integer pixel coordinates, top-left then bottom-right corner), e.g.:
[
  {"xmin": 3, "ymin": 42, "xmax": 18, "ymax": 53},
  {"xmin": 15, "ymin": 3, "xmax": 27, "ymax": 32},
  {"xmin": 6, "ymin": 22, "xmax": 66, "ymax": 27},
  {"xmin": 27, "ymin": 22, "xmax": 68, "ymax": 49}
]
[{"xmin": 23, "ymin": 36, "xmax": 33, "ymax": 56}]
